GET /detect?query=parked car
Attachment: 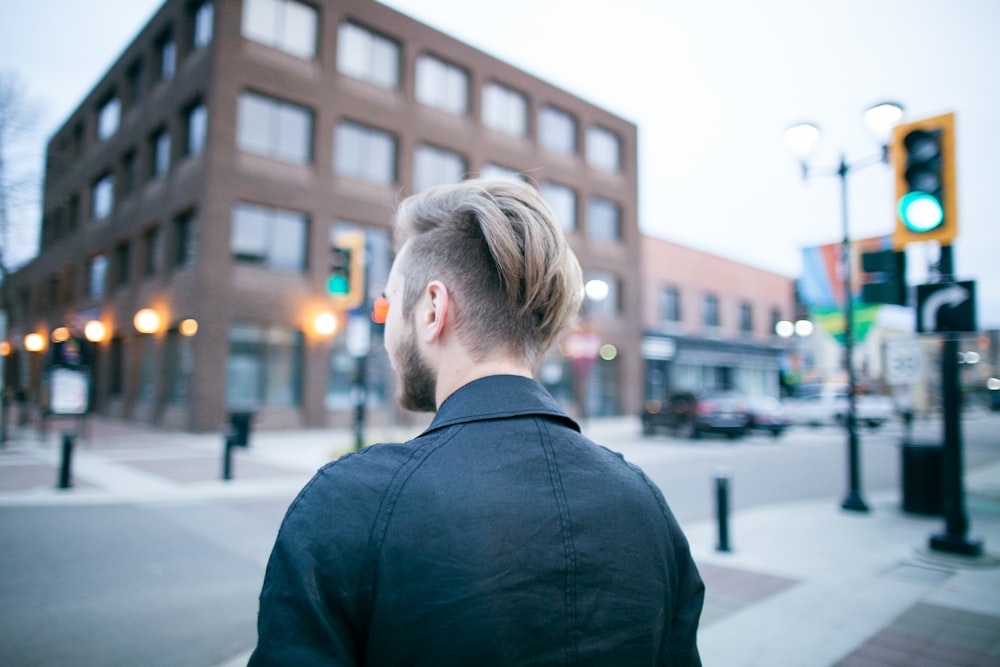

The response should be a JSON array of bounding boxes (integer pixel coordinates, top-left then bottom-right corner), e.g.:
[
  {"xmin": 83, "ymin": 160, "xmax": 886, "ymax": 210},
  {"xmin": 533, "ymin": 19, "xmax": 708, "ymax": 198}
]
[
  {"xmin": 783, "ymin": 385, "xmax": 893, "ymax": 428},
  {"xmin": 642, "ymin": 391, "xmax": 749, "ymax": 440},
  {"xmin": 744, "ymin": 396, "xmax": 793, "ymax": 438}
]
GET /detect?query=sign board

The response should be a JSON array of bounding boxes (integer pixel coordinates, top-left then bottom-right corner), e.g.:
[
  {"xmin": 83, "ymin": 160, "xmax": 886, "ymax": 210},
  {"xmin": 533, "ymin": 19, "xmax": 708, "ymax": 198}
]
[
  {"xmin": 346, "ymin": 314, "xmax": 371, "ymax": 358},
  {"xmin": 642, "ymin": 336, "xmax": 677, "ymax": 360},
  {"xmin": 885, "ymin": 338, "xmax": 922, "ymax": 385},
  {"xmin": 916, "ymin": 281, "xmax": 976, "ymax": 333},
  {"xmin": 49, "ymin": 368, "xmax": 89, "ymax": 415}
]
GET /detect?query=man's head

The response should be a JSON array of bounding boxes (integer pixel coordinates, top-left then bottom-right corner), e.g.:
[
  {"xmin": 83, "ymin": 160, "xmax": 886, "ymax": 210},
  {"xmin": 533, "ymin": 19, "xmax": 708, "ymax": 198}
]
[{"xmin": 384, "ymin": 179, "xmax": 584, "ymax": 410}]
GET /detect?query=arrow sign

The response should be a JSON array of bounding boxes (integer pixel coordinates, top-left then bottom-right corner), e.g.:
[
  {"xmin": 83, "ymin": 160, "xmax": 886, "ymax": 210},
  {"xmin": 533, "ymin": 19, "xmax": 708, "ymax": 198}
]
[{"xmin": 916, "ymin": 281, "xmax": 976, "ymax": 333}]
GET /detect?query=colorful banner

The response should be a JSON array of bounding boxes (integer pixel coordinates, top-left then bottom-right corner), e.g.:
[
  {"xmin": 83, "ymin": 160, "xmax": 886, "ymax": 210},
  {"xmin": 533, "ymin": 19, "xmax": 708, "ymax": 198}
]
[{"xmin": 800, "ymin": 235, "xmax": 892, "ymax": 342}]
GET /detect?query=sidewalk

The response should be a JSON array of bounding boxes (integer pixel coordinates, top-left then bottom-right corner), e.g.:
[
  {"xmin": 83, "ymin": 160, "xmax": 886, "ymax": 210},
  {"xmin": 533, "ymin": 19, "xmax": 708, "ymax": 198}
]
[{"xmin": 1, "ymin": 415, "xmax": 998, "ymax": 666}]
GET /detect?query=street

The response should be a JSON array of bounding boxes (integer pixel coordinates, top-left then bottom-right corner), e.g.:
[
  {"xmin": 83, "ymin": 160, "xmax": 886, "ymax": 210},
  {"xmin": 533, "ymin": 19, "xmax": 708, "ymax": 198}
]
[{"xmin": 1, "ymin": 413, "xmax": 997, "ymax": 666}]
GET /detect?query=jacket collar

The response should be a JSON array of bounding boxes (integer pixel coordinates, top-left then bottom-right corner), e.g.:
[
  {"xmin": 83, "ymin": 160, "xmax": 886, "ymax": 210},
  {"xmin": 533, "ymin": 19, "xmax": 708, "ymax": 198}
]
[{"xmin": 422, "ymin": 375, "xmax": 580, "ymax": 435}]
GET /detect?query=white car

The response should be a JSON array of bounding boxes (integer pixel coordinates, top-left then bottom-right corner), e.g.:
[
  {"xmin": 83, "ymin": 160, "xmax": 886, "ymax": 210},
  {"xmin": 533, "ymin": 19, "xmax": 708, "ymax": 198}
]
[{"xmin": 784, "ymin": 386, "xmax": 893, "ymax": 428}]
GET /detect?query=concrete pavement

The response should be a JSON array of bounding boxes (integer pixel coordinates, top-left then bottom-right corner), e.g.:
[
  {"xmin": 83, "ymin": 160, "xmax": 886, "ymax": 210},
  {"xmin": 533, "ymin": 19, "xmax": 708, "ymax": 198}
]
[{"xmin": 1, "ymin": 414, "xmax": 998, "ymax": 666}]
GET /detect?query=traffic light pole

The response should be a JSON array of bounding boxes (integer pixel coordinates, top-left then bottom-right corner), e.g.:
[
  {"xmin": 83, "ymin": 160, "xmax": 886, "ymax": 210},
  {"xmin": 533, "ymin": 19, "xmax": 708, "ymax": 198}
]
[
  {"xmin": 929, "ymin": 245, "xmax": 983, "ymax": 556},
  {"xmin": 837, "ymin": 155, "xmax": 869, "ymax": 513}
]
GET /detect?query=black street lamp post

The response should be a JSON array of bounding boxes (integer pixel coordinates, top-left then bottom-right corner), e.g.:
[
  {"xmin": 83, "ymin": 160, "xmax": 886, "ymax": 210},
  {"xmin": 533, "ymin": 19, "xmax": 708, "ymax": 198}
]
[{"xmin": 785, "ymin": 102, "xmax": 905, "ymax": 513}]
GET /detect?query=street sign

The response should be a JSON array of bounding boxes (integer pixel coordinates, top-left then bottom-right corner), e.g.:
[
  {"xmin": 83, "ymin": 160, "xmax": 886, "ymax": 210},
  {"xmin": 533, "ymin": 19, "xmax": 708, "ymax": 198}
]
[
  {"xmin": 916, "ymin": 281, "xmax": 976, "ymax": 333},
  {"xmin": 885, "ymin": 338, "xmax": 922, "ymax": 385},
  {"xmin": 346, "ymin": 314, "xmax": 371, "ymax": 357},
  {"xmin": 49, "ymin": 368, "xmax": 90, "ymax": 415}
]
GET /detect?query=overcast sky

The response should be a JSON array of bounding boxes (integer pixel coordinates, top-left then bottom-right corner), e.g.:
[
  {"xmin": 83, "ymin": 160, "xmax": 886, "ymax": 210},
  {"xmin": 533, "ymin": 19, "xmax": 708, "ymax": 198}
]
[{"xmin": 1, "ymin": 0, "xmax": 997, "ymax": 327}]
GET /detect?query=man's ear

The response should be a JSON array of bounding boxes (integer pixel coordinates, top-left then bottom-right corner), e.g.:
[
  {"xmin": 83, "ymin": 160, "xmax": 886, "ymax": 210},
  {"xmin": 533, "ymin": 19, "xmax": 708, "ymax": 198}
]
[{"xmin": 420, "ymin": 280, "xmax": 450, "ymax": 343}]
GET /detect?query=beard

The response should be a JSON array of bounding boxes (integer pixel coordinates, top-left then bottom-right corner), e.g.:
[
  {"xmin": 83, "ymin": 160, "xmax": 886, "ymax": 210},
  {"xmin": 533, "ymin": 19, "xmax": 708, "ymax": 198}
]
[{"xmin": 395, "ymin": 332, "xmax": 437, "ymax": 412}]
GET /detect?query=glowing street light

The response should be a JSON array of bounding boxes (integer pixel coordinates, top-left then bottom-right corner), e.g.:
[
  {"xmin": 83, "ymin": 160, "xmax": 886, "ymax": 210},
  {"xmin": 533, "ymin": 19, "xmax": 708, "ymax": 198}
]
[{"xmin": 784, "ymin": 100, "xmax": 905, "ymax": 514}]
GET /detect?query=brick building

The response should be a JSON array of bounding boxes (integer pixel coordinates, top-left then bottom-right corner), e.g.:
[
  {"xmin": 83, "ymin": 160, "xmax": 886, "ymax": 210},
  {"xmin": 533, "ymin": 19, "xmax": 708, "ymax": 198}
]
[
  {"xmin": 3, "ymin": 0, "xmax": 642, "ymax": 431},
  {"xmin": 640, "ymin": 235, "xmax": 796, "ymax": 402}
]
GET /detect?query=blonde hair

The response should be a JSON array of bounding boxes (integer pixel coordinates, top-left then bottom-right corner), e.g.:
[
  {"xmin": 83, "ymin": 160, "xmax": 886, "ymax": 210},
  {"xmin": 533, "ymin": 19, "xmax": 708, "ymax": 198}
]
[{"xmin": 394, "ymin": 179, "xmax": 583, "ymax": 367}]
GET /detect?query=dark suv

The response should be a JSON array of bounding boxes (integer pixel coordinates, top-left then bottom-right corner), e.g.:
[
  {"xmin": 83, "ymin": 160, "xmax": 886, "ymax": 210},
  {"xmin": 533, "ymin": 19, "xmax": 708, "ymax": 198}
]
[{"xmin": 642, "ymin": 391, "xmax": 749, "ymax": 440}]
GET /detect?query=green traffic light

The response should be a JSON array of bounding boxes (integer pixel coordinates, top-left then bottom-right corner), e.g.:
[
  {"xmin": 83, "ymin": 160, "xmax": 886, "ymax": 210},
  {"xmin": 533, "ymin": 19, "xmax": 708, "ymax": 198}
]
[
  {"xmin": 897, "ymin": 191, "xmax": 943, "ymax": 232},
  {"xmin": 327, "ymin": 274, "xmax": 349, "ymax": 295}
]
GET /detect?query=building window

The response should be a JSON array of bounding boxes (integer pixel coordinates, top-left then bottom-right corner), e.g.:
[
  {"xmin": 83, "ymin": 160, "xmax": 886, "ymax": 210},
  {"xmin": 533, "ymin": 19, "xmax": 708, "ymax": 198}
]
[
  {"xmin": 771, "ymin": 308, "xmax": 783, "ymax": 335},
  {"xmin": 165, "ymin": 328, "xmax": 193, "ymax": 404},
  {"xmin": 538, "ymin": 181, "xmax": 576, "ymax": 231},
  {"xmin": 482, "ymin": 82, "xmax": 527, "ymax": 137},
  {"xmin": 660, "ymin": 285, "xmax": 681, "ymax": 323},
  {"xmin": 122, "ymin": 150, "xmax": 138, "ymax": 196},
  {"xmin": 97, "ymin": 96, "xmax": 120, "ymax": 141},
  {"xmin": 193, "ymin": 1, "xmax": 214, "ymax": 49},
  {"xmin": 704, "ymin": 293, "xmax": 720, "ymax": 328},
  {"xmin": 158, "ymin": 32, "xmax": 176, "ymax": 81},
  {"xmin": 478, "ymin": 163, "xmax": 524, "ymax": 182},
  {"xmin": 334, "ymin": 121, "xmax": 396, "ymax": 185},
  {"xmin": 415, "ymin": 54, "xmax": 467, "ymax": 114},
  {"xmin": 151, "ymin": 128, "xmax": 171, "ymax": 178},
  {"xmin": 237, "ymin": 91, "xmax": 313, "ymax": 165},
  {"xmin": 739, "ymin": 302, "xmax": 754, "ymax": 334},
  {"xmin": 172, "ymin": 210, "xmax": 196, "ymax": 267},
  {"xmin": 92, "ymin": 174, "xmax": 114, "ymax": 220},
  {"xmin": 337, "ymin": 22, "xmax": 399, "ymax": 89},
  {"xmin": 586, "ymin": 125, "xmax": 621, "ymax": 172},
  {"xmin": 126, "ymin": 60, "xmax": 143, "ymax": 106},
  {"xmin": 143, "ymin": 226, "xmax": 163, "ymax": 276},
  {"xmin": 242, "ymin": 0, "xmax": 317, "ymax": 59},
  {"xmin": 587, "ymin": 197, "xmax": 621, "ymax": 241},
  {"xmin": 539, "ymin": 105, "xmax": 576, "ymax": 155},
  {"xmin": 413, "ymin": 144, "xmax": 466, "ymax": 193},
  {"xmin": 114, "ymin": 241, "xmax": 131, "ymax": 286},
  {"xmin": 88, "ymin": 254, "xmax": 107, "ymax": 301},
  {"xmin": 587, "ymin": 270, "xmax": 620, "ymax": 317},
  {"xmin": 226, "ymin": 324, "xmax": 303, "ymax": 408},
  {"xmin": 185, "ymin": 101, "xmax": 207, "ymax": 157},
  {"xmin": 231, "ymin": 202, "xmax": 307, "ymax": 272}
]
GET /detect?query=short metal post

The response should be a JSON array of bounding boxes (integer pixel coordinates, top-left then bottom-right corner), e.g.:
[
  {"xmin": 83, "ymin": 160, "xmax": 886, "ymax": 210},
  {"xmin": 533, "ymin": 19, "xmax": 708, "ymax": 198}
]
[
  {"xmin": 715, "ymin": 470, "xmax": 731, "ymax": 553},
  {"xmin": 58, "ymin": 432, "xmax": 74, "ymax": 489},
  {"xmin": 222, "ymin": 436, "xmax": 234, "ymax": 481}
]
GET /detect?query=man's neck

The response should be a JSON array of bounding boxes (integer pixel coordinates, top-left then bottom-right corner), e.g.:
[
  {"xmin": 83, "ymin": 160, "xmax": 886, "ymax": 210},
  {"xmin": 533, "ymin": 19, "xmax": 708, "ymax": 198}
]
[{"xmin": 435, "ymin": 359, "xmax": 533, "ymax": 410}]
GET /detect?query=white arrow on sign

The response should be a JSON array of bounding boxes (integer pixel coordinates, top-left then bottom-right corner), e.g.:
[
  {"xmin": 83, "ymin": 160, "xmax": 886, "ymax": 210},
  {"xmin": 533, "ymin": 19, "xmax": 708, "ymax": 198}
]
[{"xmin": 921, "ymin": 283, "xmax": 970, "ymax": 332}]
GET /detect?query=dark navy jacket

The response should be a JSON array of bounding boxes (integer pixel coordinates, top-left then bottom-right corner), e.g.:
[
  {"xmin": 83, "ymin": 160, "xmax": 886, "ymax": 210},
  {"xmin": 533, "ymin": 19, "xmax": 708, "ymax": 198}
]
[{"xmin": 250, "ymin": 375, "xmax": 703, "ymax": 666}]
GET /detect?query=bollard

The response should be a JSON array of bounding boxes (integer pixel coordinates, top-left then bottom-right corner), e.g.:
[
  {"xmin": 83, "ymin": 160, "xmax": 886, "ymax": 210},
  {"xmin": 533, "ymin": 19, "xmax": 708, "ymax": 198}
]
[
  {"xmin": 222, "ymin": 436, "xmax": 234, "ymax": 481},
  {"xmin": 58, "ymin": 432, "xmax": 75, "ymax": 489},
  {"xmin": 715, "ymin": 470, "xmax": 731, "ymax": 553}
]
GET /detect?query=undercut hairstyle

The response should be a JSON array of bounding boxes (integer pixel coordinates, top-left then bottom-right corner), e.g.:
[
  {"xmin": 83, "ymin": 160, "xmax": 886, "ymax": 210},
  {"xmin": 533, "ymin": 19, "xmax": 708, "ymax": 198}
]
[{"xmin": 394, "ymin": 178, "xmax": 584, "ymax": 367}]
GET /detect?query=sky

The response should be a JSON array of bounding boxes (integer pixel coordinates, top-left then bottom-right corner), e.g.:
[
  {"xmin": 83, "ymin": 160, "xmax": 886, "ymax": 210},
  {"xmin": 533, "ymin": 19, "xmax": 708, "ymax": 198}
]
[{"xmin": 1, "ymin": 0, "xmax": 998, "ymax": 328}]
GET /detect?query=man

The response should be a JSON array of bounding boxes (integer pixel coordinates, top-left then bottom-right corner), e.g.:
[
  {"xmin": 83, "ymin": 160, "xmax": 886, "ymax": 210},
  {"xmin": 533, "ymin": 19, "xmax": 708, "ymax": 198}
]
[{"xmin": 249, "ymin": 179, "xmax": 704, "ymax": 666}]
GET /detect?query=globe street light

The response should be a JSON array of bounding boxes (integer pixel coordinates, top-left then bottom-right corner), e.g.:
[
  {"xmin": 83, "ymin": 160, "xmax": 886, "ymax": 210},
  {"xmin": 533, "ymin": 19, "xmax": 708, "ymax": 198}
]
[{"xmin": 785, "ymin": 101, "xmax": 904, "ymax": 514}]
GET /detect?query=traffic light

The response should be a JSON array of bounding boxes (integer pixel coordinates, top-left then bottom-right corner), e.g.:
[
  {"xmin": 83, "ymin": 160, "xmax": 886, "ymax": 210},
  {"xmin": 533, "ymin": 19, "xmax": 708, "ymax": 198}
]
[
  {"xmin": 328, "ymin": 230, "xmax": 365, "ymax": 309},
  {"xmin": 891, "ymin": 112, "xmax": 957, "ymax": 249},
  {"xmin": 371, "ymin": 295, "xmax": 389, "ymax": 324},
  {"xmin": 861, "ymin": 248, "xmax": 907, "ymax": 306}
]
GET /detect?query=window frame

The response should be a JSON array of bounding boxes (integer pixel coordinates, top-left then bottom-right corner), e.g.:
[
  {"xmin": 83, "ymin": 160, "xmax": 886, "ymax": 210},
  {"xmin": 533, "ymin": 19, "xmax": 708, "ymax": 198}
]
[
  {"xmin": 538, "ymin": 181, "xmax": 577, "ymax": 232},
  {"xmin": 336, "ymin": 21, "xmax": 400, "ymax": 89},
  {"xmin": 538, "ymin": 105, "xmax": 577, "ymax": 155},
  {"xmin": 586, "ymin": 125, "xmax": 622, "ymax": 172},
  {"xmin": 236, "ymin": 91, "xmax": 314, "ymax": 165},
  {"xmin": 482, "ymin": 82, "xmax": 528, "ymax": 137},
  {"xmin": 334, "ymin": 120, "xmax": 397, "ymax": 185},
  {"xmin": 242, "ymin": 0, "xmax": 317, "ymax": 59},
  {"xmin": 230, "ymin": 202, "xmax": 308, "ymax": 272},
  {"xmin": 92, "ymin": 173, "xmax": 115, "ymax": 221},
  {"xmin": 415, "ymin": 53, "xmax": 468, "ymax": 115},
  {"xmin": 413, "ymin": 143, "xmax": 467, "ymax": 193},
  {"xmin": 587, "ymin": 196, "xmax": 621, "ymax": 241}
]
